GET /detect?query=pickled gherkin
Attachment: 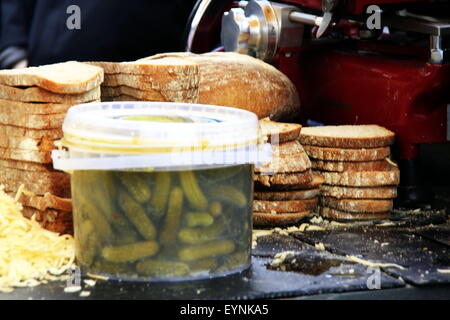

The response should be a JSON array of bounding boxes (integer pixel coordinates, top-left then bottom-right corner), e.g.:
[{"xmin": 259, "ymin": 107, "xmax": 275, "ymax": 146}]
[
  {"xmin": 179, "ymin": 171, "xmax": 208, "ymax": 210},
  {"xmin": 117, "ymin": 171, "xmax": 152, "ymax": 204},
  {"xmin": 72, "ymin": 164, "xmax": 253, "ymax": 280},
  {"xmin": 102, "ymin": 241, "xmax": 159, "ymax": 263},
  {"xmin": 118, "ymin": 192, "xmax": 157, "ymax": 240},
  {"xmin": 151, "ymin": 172, "xmax": 172, "ymax": 218},
  {"xmin": 160, "ymin": 187, "xmax": 184, "ymax": 245},
  {"xmin": 136, "ymin": 259, "xmax": 190, "ymax": 277},
  {"xmin": 178, "ymin": 240, "xmax": 235, "ymax": 262}
]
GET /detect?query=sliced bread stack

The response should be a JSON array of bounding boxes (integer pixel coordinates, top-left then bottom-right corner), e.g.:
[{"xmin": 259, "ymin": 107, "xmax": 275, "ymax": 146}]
[
  {"xmin": 0, "ymin": 61, "xmax": 104, "ymax": 231},
  {"xmin": 300, "ymin": 125, "xmax": 399, "ymax": 221},
  {"xmin": 253, "ymin": 119, "xmax": 323, "ymax": 227},
  {"xmin": 88, "ymin": 57, "xmax": 199, "ymax": 103}
]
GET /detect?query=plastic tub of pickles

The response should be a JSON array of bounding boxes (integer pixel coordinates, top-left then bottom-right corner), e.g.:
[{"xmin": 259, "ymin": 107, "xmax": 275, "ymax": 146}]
[{"xmin": 52, "ymin": 102, "xmax": 270, "ymax": 281}]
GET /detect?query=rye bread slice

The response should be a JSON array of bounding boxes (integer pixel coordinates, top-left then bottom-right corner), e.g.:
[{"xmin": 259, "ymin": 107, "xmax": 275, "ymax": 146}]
[
  {"xmin": 101, "ymin": 94, "xmax": 145, "ymax": 102},
  {"xmin": 0, "ymin": 135, "xmax": 56, "ymax": 152},
  {"xmin": 259, "ymin": 118, "xmax": 302, "ymax": 143},
  {"xmin": 253, "ymin": 198, "xmax": 318, "ymax": 213},
  {"xmin": 304, "ymin": 145, "xmax": 390, "ymax": 162},
  {"xmin": 0, "ymin": 124, "xmax": 62, "ymax": 140},
  {"xmin": 0, "ymin": 168, "xmax": 70, "ymax": 197},
  {"xmin": 21, "ymin": 206, "xmax": 73, "ymax": 235},
  {"xmin": 254, "ymin": 169, "xmax": 313, "ymax": 188},
  {"xmin": 0, "ymin": 159, "xmax": 55, "ymax": 172},
  {"xmin": 253, "ymin": 211, "xmax": 311, "ymax": 227},
  {"xmin": 0, "ymin": 111, "xmax": 65, "ymax": 129},
  {"xmin": 256, "ymin": 173, "xmax": 325, "ymax": 191},
  {"xmin": 319, "ymin": 197, "xmax": 393, "ymax": 213},
  {"xmin": 300, "ymin": 125, "xmax": 395, "ymax": 149},
  {"xmin": 12, "ymin": 191, "xmax": 72, "ymax": 212},
  {"xmin": 254, "ymin": 188, "xmax": 320, "ymax": 201},
  {"xmin": 0, "ymin": 147, "xmax": 52, "ymax": 163},
  {"xmin": 256, "ymin": 141, "xmax": 311, "ymax": 174},
  {"xmin": 0, "ymin": 84, "xmax": 101, "ymax": 104},
  {"xmin": 0, "ymin": 61, "xmax": 104, "ymax": 94},
  {"xmin": 0, "ymin": 98, "xmax": 99, "ymax": 115},
  {"xmin": 316, "ymin": 165, "xmax": 400, "ymax": 187},
  {"xmin": 320, "ymin": 185, "xmax": 397, "ymax": 199},
  {"xmin": 318, "ymin": 206, "xmax": 390, "ymax": 221},
  {"xmin": 311, "ymin": 159, "xmax": 392, "ymax": 172}
]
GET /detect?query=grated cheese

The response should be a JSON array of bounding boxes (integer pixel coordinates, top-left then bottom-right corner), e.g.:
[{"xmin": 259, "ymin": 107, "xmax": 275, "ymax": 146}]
[{"xmin": 0, "ymin": 186, "xmax": 75, "ymax": 293}]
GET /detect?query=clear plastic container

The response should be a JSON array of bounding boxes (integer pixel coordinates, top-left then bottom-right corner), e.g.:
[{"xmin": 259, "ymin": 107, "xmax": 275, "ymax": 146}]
[{"xmin": 53, "ymin": 102, "xmax": 270, "ymax": 281}]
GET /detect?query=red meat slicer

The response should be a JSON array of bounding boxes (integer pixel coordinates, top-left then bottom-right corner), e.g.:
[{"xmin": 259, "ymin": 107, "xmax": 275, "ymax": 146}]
[{"xmin": 185, "ymin": 0, "xmax": 450, "ymax": 206}]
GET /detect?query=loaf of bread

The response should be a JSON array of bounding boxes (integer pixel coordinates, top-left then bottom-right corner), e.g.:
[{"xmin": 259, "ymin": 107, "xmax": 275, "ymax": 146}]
[{"xmin": 142, "ymin": 52, "xmax": 300, "ymax": 120}]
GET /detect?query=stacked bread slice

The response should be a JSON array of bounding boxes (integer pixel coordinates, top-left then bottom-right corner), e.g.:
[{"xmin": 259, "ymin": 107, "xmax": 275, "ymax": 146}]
[
  {"xmin": 300, "ymin": 125, "xmax": 399, "ymax": 221},
  {"xmin": 0, "ymin": 61, "xmax": 104, "ymax": 231},
  {"xmin": 88, "ymin": 57, "xmax": 199, "ymax": 103},
  {"xmin": 253, "ymin": 119, "xmax": 323, "ymax": 227}
]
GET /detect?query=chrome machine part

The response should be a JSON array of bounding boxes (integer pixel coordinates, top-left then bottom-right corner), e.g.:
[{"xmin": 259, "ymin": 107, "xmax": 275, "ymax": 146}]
[
  {"xmin": 186, "ymin": 0, "xmax": 213, "ymax": 52},
  {"xmin": 317, "ymin": 0, "xmax": 340, "ymax": 38},
  {"xmin": 221, "ymin": 0, "xmax": 304, "ymax": 62},
  {"xmin": 383, "ymin": 12, "xmax": 450, "ymax": 64}
]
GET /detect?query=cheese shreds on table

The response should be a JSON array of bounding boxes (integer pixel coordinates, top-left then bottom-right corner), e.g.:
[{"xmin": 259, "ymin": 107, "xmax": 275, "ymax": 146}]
[{"xmin": 0, "ymin": 187, "xmax": 75, "ymax": 292}]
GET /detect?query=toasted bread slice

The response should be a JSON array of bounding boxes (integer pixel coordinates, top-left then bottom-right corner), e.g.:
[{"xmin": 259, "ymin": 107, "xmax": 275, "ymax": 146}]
[
  {"xmin": 254, "ymin": 188, "xmax": 320, "ymax": 201},
  {"xmin": 256, "ymin": 141, "xmax": 311, "ymax": 174},
  {"xmin": 0, "ymin": 124, "xmax": 62, "ymax": 140},
  {"xmin": 300, "ymin": 125, "xmax": 395, "ymax": 149},
  {"xmin": 311, "ymin": 158, "xmax": 393, "ymax": 172},
  {"xmin": 0, "ymin": 135, "xmax": 56, "ymax": 152},
  {"xmin": 256, "ymin": 173, "xmax": 324, "ymax": 191},
  {"xmin": 304, "ymin": 145, "xmax": 390, "ymax": 162},
  {"xmin": 259, "ymin": 118, "xmax": 302, "ymax": 143},
  {"xmin": 254, "ymin": 170, "xmax": 313, "ymax": 188},
  {"xmin": 12, "ymin": 191, "xmax": 72, "ymax": 212},
  {"xmin": 315, "ymin": 165, "xmax": 400, "ymax": 187},
  {"xmin": 0, "ymin": 147, "xmax": 52, "ymax": 163},
  {"xmin": 319, "ymin": 197, "xmax": 393, "ymax": 213},
  {"xmin": 0, "ymin": 159, "xmax": 55, "ymax": 172},
  {"xmin": 0, "ymin": 168, "xmax": 70, "ymax": 197},
  {"xmin": 318, "ymin": 206, "xmax": 390, "ymax": 221},
  {"xmin": 0, "ymin": 85, "xmax": 101, "ymax": 104},
  {"xmin": 0, "ymin": 111, "xmax": 66, "ymax": 129},
  {"xmin": 253, "ymin": 198, "xmax": 318, "ymax": 213},
  {"xmin": 21, "ymin": 206, "xmax": 73, "ymax": 235},
  {"xmin": 0, "ymin": 61, "xmax": 104, "ymax": 94},
  {"xmin": 0, "ymin": 98, "xmax": 98, "ymax": 115},
  {"xmin": 253, "ymin": 211, "xmax": 311, "ymax": 227},
  {"xmin": 320, "ymin": 185, "xmax": 397, "ymax": 199}
]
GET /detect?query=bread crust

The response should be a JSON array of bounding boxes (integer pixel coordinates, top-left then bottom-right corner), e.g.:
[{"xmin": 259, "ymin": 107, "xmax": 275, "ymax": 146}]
[
  {"xmin": 320, "ymin": 185, "xmax": 397, "ymax": 199},
  {"xmin": 254, "ymin": 170, "xmax": 313, "ymax": 188},
  {"xmin": 259, "ymin": 118, "xmax": 302, "ymax": 143},
  {"xmin": 21, "ymin": 206, "xmax": 73, "ymax": 235},
  {"xmin": 253, "ymin": 198, "xmax": 318, "ymax": 213},
  {"xmin": 253, "ymin": 211, "xmax": 311, "ymax": 227},
  {"xmin": 256, "ymin": 141, "xmax": 311, "ymax": 174},
  {"xmin": 304, "ymin": 145, "xmax": 390, "ymax": 162},
  {"xmin": 319, "ymin": 197, "xmax": 393, "ymax": 213},
  {"xmin": 0, "ymin": 147, "xmax": 52, "ymax": 163},
  {"xmin": 0, "ymin": 61, "xmax": 104, "ymax": 94},
  {"xmin": 0, "ymin": 135, "xmax": 56, "ymax": 152},
  {"xmin": 312, "ymin": 159, "xmax": 392, "ymax": 172},
  {"xmin": 300, "ymin": 125, "xmax": 395, "ymax": 148},
  {"xmin": 318, "ymin": 206, "xmax": 390, "ymax": 221},
  {"xmin": 0, "ymin": 85, "xmax": 101, "ymax": 104},
  {"xmin": 254, "ymin": 188, "xmax": 320, "ymax": 201},
  {"xmin": 316, "ymin": 166, "xmax": 400, "ymax": 187},
  {"xmin": 0, "ymin": 98, "xmax": 99, "ymax": 116},
  {"xmin": 0, "ymin": 112, "xmax": 65, "ymax": 129}
]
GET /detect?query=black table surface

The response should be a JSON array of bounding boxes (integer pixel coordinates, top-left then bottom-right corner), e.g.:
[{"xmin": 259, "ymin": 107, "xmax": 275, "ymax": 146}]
[{"xmin": 2, "ymin": 209, "xmax": 449, "ymax": 300}]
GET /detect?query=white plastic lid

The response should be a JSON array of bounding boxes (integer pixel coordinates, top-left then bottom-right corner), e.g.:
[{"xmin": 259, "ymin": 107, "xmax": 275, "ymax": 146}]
[{"xmin": 52, "ymin": 102, "xmax": 271, "ymax": 171}]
